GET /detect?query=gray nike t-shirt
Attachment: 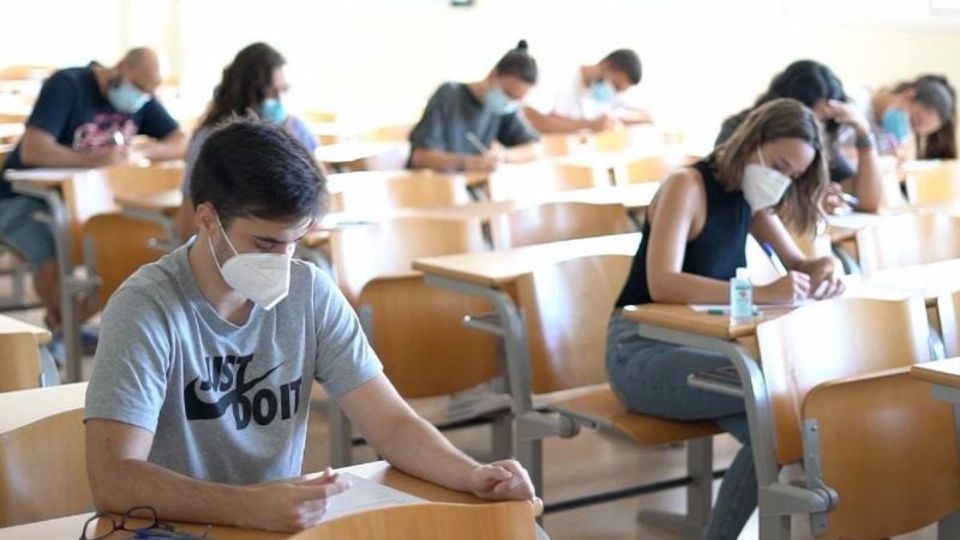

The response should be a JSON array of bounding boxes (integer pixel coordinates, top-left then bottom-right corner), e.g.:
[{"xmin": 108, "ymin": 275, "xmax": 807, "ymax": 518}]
[{"xmin": 85, "ymin": 241, "xmax": 382, "ymax": 485}]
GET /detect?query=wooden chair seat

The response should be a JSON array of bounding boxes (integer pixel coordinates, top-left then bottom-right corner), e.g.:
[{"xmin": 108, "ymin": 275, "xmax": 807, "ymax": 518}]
[{"xmin": 550, "ymin": 385, "xmax": 722, "ymax": 446}]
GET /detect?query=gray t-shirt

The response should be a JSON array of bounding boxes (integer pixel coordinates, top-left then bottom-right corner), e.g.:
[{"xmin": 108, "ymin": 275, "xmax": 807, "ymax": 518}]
[
  {"xmin": 407, "ymin": 82, "xmax": 539, "ymax": 167},
  {"xmin": 85, "ymin": 241, "xmax": 382, "ymax": 485}
]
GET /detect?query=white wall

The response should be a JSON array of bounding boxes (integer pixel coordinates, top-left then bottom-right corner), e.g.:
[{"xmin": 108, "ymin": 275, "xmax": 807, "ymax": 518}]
[{"xmin": 4, "ymin": 0, "xmax": 960, "ymax": 152}]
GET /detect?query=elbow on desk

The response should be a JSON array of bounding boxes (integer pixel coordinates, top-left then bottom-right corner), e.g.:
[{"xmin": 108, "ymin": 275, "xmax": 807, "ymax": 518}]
[
  {"xmin": 87, "ymin": 472, "xmax": 126, "ymax": 514},
  {"xmin": 646, "ymin": 274, "xmax": 682, "ymax": 304},
  {"xmin": 18, "ymin": 137, "xmax": 40, "ymax": 166}
]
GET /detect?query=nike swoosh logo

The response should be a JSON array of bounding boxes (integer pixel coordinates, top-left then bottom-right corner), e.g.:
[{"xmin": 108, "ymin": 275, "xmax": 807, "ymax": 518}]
[{"xmin": 184, "ymin": 363, "xmax": 283, "ymax": 420}]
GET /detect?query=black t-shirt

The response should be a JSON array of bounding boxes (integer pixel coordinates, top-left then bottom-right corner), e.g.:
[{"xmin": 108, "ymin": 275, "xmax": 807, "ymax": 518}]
[
  {"xmin": 715, "ymin": 109, "xmax": 855, "ymax": 184},
  {"xmin": 1, "ymin": 64, "xmax": 179, "ymax": 198},
  {"xmin": 615, "ymin": 156, "xmax": 751, "ymax": 307},
  {"xmin": 407, "ymin": 82, "xmax": 539, "ymax": 167}
]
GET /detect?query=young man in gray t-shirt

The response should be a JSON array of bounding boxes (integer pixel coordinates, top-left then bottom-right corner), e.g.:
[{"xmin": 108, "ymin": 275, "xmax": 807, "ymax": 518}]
[{"xmin": 84, "ymin": 119, "xmax": 534, "ymax": 532}]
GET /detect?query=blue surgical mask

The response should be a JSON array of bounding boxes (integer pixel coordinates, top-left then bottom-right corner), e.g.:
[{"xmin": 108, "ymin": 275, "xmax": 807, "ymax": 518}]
[
  {"xmin": 107, "ymin": 81, "xmax": 149, "ymax": 114},
  {"xmin": 484, "ymin": 87, "xmax": 518, "ymax": 115},
  {"xmin": 590, "ymin": 80, "xmax": 616, "ymax": 103},
  {"xmin": 882, "ymin": 108, "xmax": 912, "ymax": 142},
  {"xmin": 259, "ymin": 98, "xmax": 287, "ymax": 124}
]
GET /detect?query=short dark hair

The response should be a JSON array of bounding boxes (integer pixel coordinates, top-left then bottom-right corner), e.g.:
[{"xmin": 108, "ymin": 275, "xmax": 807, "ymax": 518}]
[
  {"xmin": 494, "ymin": 40, "xmax": 537, "ymax": 84},
  {"xmin": 602, "ymin": 49, "xmax": 642, "ymax": 85},
  {"xmin": 190, "ymin": 117, "xmax": 326, "ymax": 226}
]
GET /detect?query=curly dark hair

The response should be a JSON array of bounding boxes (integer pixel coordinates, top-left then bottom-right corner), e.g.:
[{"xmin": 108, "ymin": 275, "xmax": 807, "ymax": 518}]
[{"xmin": 200, "ymin": 43, "xmax": 286, "ymax": 130}]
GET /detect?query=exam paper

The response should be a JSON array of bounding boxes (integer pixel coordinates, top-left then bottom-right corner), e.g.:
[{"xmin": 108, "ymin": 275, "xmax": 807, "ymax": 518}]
[{"xmin": 321, "ymin": 473, "xmax": 425, "ymax": 523}]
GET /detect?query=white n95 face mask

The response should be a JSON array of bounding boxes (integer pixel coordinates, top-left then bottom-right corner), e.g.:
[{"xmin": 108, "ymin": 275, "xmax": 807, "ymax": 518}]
[
  {"xmin": 208, "ymin": 221, "xmax": 291, "ymax": 310},
  {"xmin": 741, "ymin": 148, "xmax": 792, "ymax": 212}
]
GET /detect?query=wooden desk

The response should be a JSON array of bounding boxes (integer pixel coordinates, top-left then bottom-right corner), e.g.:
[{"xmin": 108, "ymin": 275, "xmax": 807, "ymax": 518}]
[
  {"xmin": 414, "ymin": 232, "xmax": 640, "ymax": 288},
  {"xmin": 323, "ymin": 184, "xmax": 657, "ymax": 228},
  {"xmin": 5, "ymin": 164, "xmax": 183, "ymax": 382},
  {"xmin": 912, "ymin": 357, "xmax": 960, "ymax": 389},
  {"xmin": 314, "ymin": 142, "xmax": 408, "ymax": 172},
  {"xmin": 114, "ymin": 190, "xmax": 182, "ymax": 216},
  {"xmin": 912, "ymin": 358, "xmax": 960, "ymax": 430},
  {"xmin": 621, "ymin": 304, "xmax": 792, "ymax": 341},
  {"xmin": 0, "ymin": 314, "xmax": 55, "ymax": 391},
  {"xmin": 0, "ymin": 314, "xmax": 50, "ymax": 345},
  {"xmin": 853, "ymin": 259, "xmax": 960, "ymax": 307},
  {"xmin": 326, "ymin": 169, "xmax": 488, "ymax": 192},
  {"xmin": 0, "ymin": 382, "xmax": 86, "ymax": 433},
  {"xmin": 0, "ymin": 123, "xmax": 22, "ymax": 144},
  {"xmin": 0, "ymin": 461, "xmax": 536, "ymax": 540}
]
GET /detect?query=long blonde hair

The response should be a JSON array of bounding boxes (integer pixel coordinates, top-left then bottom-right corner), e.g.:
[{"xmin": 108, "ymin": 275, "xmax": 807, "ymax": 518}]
[{"xmin": 716, "ymin": 98, "xmax": 828, "ymax": 235}]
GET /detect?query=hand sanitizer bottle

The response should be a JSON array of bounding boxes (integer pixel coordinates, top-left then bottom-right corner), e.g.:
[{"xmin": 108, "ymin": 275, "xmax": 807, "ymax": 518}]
[{"xmin": 729, "ymin": 267, "xmax": 753, "ymax": 323}]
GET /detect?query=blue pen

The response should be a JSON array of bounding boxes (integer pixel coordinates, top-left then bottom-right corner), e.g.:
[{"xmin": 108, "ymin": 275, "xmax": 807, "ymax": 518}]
[
  {"xmin": 760, "ymin": 242, "xmax": 788, "ymax": 277},
  {"xmin": 840, "ymin": 192, "xmax": 860, "ymax": 207}
]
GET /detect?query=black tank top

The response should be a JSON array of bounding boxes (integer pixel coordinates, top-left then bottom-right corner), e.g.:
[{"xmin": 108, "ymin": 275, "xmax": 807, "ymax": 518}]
[{"xmin": 615, "ymin": 156, "xmax": 751, "ymax": 307}]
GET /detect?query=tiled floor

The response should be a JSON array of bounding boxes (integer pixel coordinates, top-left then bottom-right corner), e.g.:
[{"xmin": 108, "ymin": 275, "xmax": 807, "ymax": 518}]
[{"xmin": 1, "ymin": 274, "xmax": 937, "ymax": 539}]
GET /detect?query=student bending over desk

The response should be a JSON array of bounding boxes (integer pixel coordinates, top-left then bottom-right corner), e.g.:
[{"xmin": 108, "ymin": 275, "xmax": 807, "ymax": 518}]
[
  {"xmin": 176, "ymin": 42, "xmax": 319, "ymax": 241},
  {"xmin": 849, "ymin": 74, "xmax": 956, "ymax": 163},
  {"xmin": 523, "ymin": 48, "xmax": 650, "ymax": 134},
  {"xmin": 0, "ymin": 47, "xmax": 187, "ymax": 343},
  {"xmin": 717, "ymin": 60, "xmax": 883, "ymax": 214},
  {"xmin": 85, "ymin": 119, "xmax": 534, "ymax": 533},
  {"xmin": 608, "ymin": 99, "xmax": 844, "ymax": 540},
  {"xmin": 407, "ymin": 40, "xmax": 542, "ymax": 173}
]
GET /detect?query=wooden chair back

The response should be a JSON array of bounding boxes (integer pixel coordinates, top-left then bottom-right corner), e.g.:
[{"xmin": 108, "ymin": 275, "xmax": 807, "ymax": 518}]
[
  {"xmin": 904, "ymin": 160, "xmax": 960, "ymax": 206},
  {"xmin": 515, "ymin": 254, "xmax": 632, "ymax": 394},
  {"xmin": 83, "ymin": 213, "xmax": 167, "ymax": 306},
  {"xmin": 803, "ymin": 368, "xmax": 960, "ymax": 538},
  {"xmin": 856, "ymin": 212, "xmax": 960, "ymax": 276},
  {"xmin": 625, "ymin": 155, "xmax": 671, "ymax": 184},
  {"xmin": 330, "ymin": 171, "xmax": 471, "ymax": 214},
  {"xmin": 358, "ymin": 276, "xmax": 500, "ymax": 398},
  {"xmin": 756, "ymin": 297, "xmax": 931, "ymax": 464},
  {"xmin": 330, "ymin": 216, "xmax": 486, "ymax": 305},
  {"xmin": 489, "ymin": 202, "xmax": 633, "ymax": 250},
  {"xmin": 0, "ymin": 408, "xmax": 91, "ymax": 527}
]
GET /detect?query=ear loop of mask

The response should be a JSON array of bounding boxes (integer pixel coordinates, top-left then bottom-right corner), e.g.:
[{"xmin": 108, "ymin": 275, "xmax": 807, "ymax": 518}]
[{"xmin": 206, "ymin": 218, "xmax": 239, "ymax": 274}]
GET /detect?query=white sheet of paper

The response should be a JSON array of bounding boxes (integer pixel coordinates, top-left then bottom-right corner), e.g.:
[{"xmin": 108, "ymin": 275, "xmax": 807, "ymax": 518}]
[
  {"xmin": 321, "ymin": 472, "xmax": 425, "ymax": 523},
  {"xmin": 826, "ymin": 212, "xmax": 884, "ymax": 230}
]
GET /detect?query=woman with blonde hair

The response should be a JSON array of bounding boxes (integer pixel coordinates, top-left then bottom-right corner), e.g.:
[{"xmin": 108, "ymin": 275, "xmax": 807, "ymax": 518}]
[{"xmin": 607, "ymin": 98, "xmax": 845, "ymax": 539}]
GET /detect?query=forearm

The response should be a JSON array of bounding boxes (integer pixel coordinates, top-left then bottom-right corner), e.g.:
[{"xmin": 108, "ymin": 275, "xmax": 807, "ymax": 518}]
[
  {"xmin": 851, "ymin": 136, "xmax": 883, "ymax": 212},
  {"xmin": 616, "ymin": 108, "xmax": 654, "ymax": 125},
  {"xmin": 90, "ymin": 458, "xmax": 254, "ymax": 527},
  {"xmin": 371, "ymin": 414, "xmax": 477, "ymax": 493},
  {"xmin": 410, "ymin": 148, "xmax": 467, "ymax": 171},
  {"xmin": 525, "ymin": 110, "xmax": 592, "ymax": 134},
  {"xmin": 139, "ymin": 132, "xmax": 188, "ymax": 161},
  {"xmin": 647, "ymin": 272, "xmax": 731, "ymax": 304},
  {"xmin": 20, "ymin": 138, "xmax": 105, "ymax": 168}
]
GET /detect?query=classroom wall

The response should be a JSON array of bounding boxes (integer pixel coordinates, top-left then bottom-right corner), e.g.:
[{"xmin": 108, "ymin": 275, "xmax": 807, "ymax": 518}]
[{"xmin": 4, "ymin": 0, "xmax": 960, "ymax": 153}]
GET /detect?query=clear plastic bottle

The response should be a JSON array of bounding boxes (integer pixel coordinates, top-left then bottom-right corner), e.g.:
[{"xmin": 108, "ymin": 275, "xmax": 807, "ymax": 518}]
[{"xmin": 729, "ymin": 267, "xmax": 753, "ymax": 323}]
